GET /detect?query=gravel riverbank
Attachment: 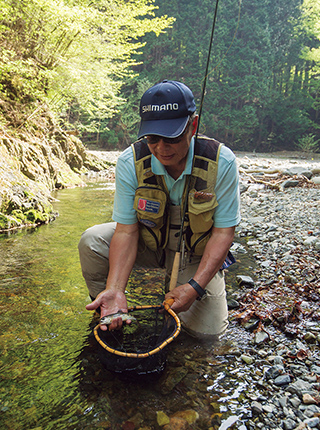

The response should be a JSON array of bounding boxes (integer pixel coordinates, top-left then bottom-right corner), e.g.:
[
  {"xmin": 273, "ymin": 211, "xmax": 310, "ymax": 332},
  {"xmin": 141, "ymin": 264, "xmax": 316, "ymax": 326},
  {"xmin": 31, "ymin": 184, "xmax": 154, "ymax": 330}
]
[
  {"xmin": 86, "ymin": 149, "xmax": 320, "ymax": 430},
  {"xmin": 225, "ymin": 151, "xmax": 320, "ymax": 430}
]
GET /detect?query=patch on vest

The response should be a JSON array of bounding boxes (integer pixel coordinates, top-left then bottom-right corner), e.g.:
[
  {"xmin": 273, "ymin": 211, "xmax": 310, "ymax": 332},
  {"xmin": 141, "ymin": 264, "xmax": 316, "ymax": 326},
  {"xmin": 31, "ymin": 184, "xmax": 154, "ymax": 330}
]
[
  {"xmin": 137, "ymin": 198, "xmax": 160, "ymax": 213},
  {"xmin": 139, "ymin": 219, "xmax": 157, "ymax": 228},
  {"xmin": 193, "ymin": 191, "xmax": 214, "ymax": 202}
]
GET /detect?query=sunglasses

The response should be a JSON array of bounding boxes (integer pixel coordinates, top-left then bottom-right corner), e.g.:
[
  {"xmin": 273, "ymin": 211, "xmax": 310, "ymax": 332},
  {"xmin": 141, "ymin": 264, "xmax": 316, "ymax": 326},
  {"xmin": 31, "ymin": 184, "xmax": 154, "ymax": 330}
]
[{"xmin": 146, "ymin": 134, "xmax": 186, "ymax": 145}]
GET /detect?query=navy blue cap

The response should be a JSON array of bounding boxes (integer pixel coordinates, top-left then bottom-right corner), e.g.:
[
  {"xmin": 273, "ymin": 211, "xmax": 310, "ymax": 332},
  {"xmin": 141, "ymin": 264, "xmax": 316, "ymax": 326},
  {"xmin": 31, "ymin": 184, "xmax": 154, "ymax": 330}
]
[{"xmin": 138, "ymin": 80, "xmax": 196, "ymax": 139}]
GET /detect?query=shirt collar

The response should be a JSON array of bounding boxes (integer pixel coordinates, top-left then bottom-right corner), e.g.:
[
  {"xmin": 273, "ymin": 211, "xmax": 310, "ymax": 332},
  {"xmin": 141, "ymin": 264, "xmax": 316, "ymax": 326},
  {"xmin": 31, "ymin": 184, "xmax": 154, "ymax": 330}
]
[{"xmin": 151, "ymin": 137, "xmax": 195, "ymax": 178}]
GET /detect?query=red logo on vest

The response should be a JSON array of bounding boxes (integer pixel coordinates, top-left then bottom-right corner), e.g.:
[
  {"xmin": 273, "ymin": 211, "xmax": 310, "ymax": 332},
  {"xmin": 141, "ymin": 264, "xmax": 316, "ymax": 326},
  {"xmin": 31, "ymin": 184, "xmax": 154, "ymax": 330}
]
[{"xmin": 138, "ymin": 198, "xmax": 147, "ymax": 211}]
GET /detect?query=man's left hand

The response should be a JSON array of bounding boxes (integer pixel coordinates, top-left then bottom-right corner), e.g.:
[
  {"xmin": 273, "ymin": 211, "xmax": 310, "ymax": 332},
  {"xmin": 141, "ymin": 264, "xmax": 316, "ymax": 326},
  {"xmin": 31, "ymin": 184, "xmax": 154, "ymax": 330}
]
[{"xmin": 165, "ymin": 283, "xmax": 199, "ymax": 313}]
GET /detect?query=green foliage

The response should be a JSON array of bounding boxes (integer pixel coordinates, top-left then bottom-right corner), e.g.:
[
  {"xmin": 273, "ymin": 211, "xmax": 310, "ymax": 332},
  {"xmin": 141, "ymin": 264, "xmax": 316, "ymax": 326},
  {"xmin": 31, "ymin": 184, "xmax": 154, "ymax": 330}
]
[
  {"xmin": 0, "ymin": 0, "xmax": 174, "ymax": 131},
  {"xmin": 113, "ymin": 0, "xmax": 319, "ymax": 151},
  {"xmin": 1, "ymin": 0, "xmax": 320, "ymax": 151},
  {"xmin": 0, "ymin": 212, "xmax": 16, "ymax": 229},
  {"xmin": 103, "ymin": 130, "xmax": 118, "ymax": 147},
  {"xmin": 296, "ymin": 133, "xmax": 320, "ymax": 152},
  {"xmin": 11, "ymin": 209, "xmax": 25, "ymax": 222}
]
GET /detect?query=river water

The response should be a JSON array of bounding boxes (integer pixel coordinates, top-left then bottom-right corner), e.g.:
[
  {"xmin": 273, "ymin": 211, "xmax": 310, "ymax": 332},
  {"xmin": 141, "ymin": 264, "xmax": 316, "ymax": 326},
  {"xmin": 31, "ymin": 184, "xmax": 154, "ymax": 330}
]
[{"xmin": 0, "ymin": 179, "xmax": 254, "ymax": 430}]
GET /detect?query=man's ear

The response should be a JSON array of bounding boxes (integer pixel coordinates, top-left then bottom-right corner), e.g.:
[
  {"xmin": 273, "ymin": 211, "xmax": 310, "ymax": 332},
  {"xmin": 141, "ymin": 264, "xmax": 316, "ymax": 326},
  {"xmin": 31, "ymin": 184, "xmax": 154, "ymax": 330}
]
[{"xmin": 191, "ymin": 115, "xmax": 199, "ymax": 136}]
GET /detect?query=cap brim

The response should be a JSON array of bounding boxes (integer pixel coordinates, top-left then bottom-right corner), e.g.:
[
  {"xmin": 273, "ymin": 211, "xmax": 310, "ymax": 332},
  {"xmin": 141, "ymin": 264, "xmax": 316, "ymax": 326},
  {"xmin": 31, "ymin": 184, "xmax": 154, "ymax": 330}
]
[{"xmin": 138, "ymin": 116, "xmax": 190, "ymax": 139}]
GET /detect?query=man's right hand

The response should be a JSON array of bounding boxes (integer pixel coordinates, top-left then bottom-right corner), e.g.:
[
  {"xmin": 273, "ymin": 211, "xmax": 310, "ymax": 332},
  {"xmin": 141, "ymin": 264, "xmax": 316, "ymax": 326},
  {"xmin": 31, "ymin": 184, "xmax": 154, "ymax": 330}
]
[
  {"xmin": 86, "ymin": 289, "xmax": 128, "ymax": 331},
  {"xmin": 86, "ymin": 222, "xmax": 139, "ymax": 331}
]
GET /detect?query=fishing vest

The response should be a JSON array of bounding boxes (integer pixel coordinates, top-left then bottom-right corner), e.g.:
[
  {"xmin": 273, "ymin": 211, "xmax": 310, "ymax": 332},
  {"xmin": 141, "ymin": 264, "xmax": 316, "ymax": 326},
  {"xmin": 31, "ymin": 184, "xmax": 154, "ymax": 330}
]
[{"xmin": 131, "ymin": 136, "xmax": 222, "ymax": 255}]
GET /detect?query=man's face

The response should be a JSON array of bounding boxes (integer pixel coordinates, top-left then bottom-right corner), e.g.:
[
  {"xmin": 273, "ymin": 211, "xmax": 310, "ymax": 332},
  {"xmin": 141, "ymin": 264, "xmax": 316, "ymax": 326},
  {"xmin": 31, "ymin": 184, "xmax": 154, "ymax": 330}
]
[{"xmin": 146, "ymin": 116, "xmax": 198, "ymax": 172}]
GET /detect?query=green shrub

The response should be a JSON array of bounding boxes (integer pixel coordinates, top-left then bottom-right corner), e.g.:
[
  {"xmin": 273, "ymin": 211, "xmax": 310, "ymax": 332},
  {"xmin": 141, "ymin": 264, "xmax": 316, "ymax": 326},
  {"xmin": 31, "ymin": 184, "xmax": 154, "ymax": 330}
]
[{"xmin": 296, "ymin": 134, "xmax": 320, "ymax": 153}]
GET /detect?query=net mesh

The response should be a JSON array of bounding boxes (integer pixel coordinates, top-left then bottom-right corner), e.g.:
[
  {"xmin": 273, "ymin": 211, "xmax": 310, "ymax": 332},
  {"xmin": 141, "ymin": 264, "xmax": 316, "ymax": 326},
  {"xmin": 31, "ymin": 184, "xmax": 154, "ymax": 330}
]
[{"xmin": 94, "ymin": 305, "xmax": 179, "ymax": 378}]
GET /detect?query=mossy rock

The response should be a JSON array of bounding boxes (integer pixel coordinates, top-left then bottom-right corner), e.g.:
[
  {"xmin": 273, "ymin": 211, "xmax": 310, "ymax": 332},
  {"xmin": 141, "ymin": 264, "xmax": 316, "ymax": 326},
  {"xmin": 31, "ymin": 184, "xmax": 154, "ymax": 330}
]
[
  {"xmin": 0, "ymin": 213, "xmax": 10, "ymax": 229},
  {"xmin": 0, "ymin": 212, "xmax": 20, "ymax": 230},
  {"xmin": 11, "ymin": 209, "xmax": 25, "ymax": 222},
  {"xmin": 25, "ymin": 209, "xmax": 49, "ymax": 223}
]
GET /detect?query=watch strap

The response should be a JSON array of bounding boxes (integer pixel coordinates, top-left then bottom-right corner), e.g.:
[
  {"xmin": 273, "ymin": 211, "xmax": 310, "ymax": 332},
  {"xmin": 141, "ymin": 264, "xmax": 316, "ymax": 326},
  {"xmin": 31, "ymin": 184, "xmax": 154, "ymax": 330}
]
[{"xmin": 188, "ymin": 278, "xmax": 207, "ymax": 300}]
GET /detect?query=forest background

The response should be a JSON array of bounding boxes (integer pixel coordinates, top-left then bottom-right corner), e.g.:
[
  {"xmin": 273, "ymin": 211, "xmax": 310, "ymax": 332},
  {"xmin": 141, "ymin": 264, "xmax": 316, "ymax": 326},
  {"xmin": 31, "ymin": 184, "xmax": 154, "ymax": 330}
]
[{"xmin": 1, "ymin": 0, "xmax": 320, "ymax": 154}]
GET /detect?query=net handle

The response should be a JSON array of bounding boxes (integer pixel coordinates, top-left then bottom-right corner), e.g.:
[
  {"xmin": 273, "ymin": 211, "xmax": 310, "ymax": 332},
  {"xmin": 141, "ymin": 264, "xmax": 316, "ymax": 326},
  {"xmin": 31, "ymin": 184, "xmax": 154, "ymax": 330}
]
[{"xmin": 93, "ymin": 301, "xmax": 181, "ymax": 358}]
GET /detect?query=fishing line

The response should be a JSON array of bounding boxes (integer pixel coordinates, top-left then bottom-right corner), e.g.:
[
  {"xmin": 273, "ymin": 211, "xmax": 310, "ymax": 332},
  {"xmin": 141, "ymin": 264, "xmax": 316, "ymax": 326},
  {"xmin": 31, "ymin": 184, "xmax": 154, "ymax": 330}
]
[
  {"xmin": 210, "ymin": 0, "xmax": 242, "ymax": 75},
  {"xmin": 196, "ymin": 0, "xmax": 221, "ymax": 138},
  {"xmin": 170, "ymin": 0, "xmax": 242, "ymax": 288}
]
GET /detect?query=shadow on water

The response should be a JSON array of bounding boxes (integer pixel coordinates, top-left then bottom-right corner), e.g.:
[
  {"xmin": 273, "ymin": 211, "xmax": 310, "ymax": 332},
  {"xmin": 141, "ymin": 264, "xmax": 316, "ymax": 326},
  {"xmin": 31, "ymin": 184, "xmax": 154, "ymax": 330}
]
[{"xmin": 0, "ymin": 180, "xmax": 256, "ymax": 430}]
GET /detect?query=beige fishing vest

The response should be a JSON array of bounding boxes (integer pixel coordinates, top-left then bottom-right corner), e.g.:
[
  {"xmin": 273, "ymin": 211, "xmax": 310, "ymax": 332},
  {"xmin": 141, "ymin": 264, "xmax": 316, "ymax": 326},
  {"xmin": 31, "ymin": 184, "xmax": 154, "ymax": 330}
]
[{"xmin": 131, "ymin": 136, "xmax": 222, "ymax": 255}]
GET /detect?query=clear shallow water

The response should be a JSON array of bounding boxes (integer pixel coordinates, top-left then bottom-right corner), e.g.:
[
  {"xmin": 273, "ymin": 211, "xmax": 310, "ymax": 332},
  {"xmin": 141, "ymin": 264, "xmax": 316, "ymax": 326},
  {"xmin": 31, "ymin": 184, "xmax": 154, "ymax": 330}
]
[
  {"xmin": 0, "ymin": 180, "xmax": 254, "ymax": 430},
  {"xmin": 0, "ymin": 181, "xmax": 116, "ymax": 429}
]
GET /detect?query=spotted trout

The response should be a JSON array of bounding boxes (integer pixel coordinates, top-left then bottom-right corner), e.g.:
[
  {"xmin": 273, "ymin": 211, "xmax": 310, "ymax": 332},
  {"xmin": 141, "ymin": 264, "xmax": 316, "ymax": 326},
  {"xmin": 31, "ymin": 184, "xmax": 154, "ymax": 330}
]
[{"xmin": 100, "ymin": 311, "xmax": 136, "ymax": 326}]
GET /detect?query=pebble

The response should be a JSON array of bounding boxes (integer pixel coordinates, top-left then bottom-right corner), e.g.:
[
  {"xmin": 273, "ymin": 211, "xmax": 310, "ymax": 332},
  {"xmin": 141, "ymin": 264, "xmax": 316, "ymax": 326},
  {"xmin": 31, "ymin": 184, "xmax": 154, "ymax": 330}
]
[
  {"xmin": 303, "ymin": 393, "xmax": 317, "ymax": 405},
  {"xmin": 274, "ymin": 374, "xmax": 291, "ymax": 386},
  {"xmin": 241, "ymin": 354, "xmax": 254, "ymax": 365}
]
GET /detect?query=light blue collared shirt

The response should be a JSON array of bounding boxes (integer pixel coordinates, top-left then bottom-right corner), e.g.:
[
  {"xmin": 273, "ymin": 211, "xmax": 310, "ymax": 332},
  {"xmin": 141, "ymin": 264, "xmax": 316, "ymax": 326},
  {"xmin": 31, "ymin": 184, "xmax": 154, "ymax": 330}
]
[{"xmin": 112, "ymin": 138, "xmax": 240, "ymax": 228}]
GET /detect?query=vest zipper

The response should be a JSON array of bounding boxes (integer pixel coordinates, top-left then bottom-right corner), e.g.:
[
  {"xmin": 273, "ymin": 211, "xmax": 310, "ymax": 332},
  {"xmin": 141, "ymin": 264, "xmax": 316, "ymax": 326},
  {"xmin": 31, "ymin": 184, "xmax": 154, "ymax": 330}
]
[
  {"xmin": 143, "ymin": 225, "xmax": 160, "ymax": 248},
  {"xmin": 189, "ymin": 228, "xmax": 212, "ymax": 254}
]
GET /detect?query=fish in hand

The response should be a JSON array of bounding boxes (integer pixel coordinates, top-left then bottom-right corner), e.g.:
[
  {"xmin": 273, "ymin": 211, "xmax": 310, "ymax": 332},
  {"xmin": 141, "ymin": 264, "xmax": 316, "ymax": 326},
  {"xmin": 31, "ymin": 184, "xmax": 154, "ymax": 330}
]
[{"xmin": 100, "ymin": 311, "xmax": 137, "ymax": 326}]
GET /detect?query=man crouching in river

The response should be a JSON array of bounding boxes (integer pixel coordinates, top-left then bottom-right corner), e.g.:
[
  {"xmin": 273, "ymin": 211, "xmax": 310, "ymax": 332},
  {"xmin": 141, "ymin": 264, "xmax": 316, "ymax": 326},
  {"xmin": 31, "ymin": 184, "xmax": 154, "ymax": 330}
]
[{"xmin": 78, "ymin": 79, "xmax": 240, "ymax": 338}]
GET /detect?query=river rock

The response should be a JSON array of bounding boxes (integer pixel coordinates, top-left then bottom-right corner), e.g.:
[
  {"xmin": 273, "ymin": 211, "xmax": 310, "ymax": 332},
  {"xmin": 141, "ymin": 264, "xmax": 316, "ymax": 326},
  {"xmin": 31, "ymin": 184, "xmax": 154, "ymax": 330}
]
[
  {"xmin": 251, "ymin": 401, "xmax": 264, "ymax": 415},
  {"xmin": 274, "ymin": 374, "xmax": 291, "ymax": 386},
  {"xmin": 227, "ymin": 298, "xmax": 240, "ymax": 309},
  {"xmin": 171, "ymin": 410, "xmax": 199, "ymax": 424},
  {"xmin": 283, "ymin": 418, "xmax": 298, "ymax": 430},
  {"xmin": 303, "ymin": 332, "xmax": 317, "ymax": 343},
  {"xmin": 240, "ymin": 354, "xmax": 254, "ymax": 364},
  {"xmin": 304, "ymin": 417, "xmax": 320, "ymax": 428},
  {"xmin": 302, "ymin": 393, "xmax": 317, "ymax": 405},
  {"xmin": 158, "ymin": 367, "xmax": 188, "ymax": 395},
  {"xmin": 164, "ymin": 417, "xmax": 189, "ymax": 430},
  {"xmin": 311, "ymin": 176, "xmax": 320, "ymax": 184},
  {"xmin": 265, "ymin": 364, "xmax": 285, "ymax": 380},
  {"xmin": 281, "ymin": 179, "xmax": 300, "ymax": 189},
  {"xmin": 310, "ymin": 364, "xmax": 320, "ymax": 375},
  {"xmin": 254, "ymin": 331, "xmax": 269, "ymax": 344},
  {"xmin": 236, "ymin": 275, "xmax": 255, "ymax": 287},
  {"xmin": 157, "ymin": 411, "xmax": 170, "ymax": 426},
  {"xmin": 287, "ymin": 379, "xmax": 312, "ymax": 396},
  {"xmin": 282, "ymin": 166, "xmax": 313, "ymax": 178}
]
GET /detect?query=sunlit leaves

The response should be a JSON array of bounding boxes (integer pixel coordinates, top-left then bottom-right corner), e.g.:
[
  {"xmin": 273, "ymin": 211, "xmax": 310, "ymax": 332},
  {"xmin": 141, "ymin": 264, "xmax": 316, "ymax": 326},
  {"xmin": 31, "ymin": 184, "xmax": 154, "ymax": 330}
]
[{"xmin": 0, "ymin": 0, "xmax": 174, "ymax": 129}]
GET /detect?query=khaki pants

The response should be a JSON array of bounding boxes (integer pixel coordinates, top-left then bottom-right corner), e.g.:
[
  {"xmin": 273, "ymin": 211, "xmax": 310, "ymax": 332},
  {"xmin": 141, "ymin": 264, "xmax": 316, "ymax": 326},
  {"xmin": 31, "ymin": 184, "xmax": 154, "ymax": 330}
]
[{"xmin": 78, "ymin": 221, "xmax": 228, "ymax": 337}]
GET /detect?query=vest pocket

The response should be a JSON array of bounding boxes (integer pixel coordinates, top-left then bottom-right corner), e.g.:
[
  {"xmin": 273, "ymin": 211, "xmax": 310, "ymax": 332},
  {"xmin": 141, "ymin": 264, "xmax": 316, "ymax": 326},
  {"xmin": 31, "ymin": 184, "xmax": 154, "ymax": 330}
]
[
  {"xmin": 187, "ymin": 189, "xmax": 218, "ymax": 234},
  {"xmin": 185, "ymin": 189, "xmax": 218, "ymax": 255},
  {"xmin": 134, "ymin": 187, "xmax": 167, "ymax": 226},
  {"xmin": 134, "ymin": 186, "xmax": 169, "ymax": 251},
  {"xmin": 188, "ymin": 229, "xmax": 212, "ymax": 255}
]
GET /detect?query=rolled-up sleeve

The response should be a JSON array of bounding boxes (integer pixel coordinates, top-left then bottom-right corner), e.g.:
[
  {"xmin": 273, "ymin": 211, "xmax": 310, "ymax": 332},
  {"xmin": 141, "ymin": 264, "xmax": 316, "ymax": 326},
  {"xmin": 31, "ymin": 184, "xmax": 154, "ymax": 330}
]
[
  {"xmin": 112, "ymin": 148, "xmax": 138, "ymax": 225},
  {"xmin": 213, "ymin": 146, "xmax": 241, "ymax": 228}
]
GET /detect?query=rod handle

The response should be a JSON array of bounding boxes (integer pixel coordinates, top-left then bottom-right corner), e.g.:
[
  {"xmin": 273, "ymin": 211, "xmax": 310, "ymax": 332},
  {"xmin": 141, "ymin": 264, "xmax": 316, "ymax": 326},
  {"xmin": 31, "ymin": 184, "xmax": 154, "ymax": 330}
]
[{"xmin": 169, "ymin": 251, "xmax": 180, "ymax": 291}]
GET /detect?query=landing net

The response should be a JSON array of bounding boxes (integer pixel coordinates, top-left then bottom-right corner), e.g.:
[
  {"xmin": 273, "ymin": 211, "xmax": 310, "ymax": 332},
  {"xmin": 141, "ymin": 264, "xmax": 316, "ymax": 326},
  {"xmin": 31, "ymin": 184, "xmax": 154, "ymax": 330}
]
[{"xmin": 93, "ymin": 302, "xmax": 181, "ymax": 377}]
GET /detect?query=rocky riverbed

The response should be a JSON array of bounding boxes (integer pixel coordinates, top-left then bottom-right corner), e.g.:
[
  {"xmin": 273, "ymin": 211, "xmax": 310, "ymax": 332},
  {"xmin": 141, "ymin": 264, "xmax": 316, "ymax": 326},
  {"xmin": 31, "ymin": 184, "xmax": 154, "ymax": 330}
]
[
  {"xmin": 224, "ymin": 151, "xmax": 320, "ymax": 430},
  {"xmin": 85, "ymin": 149, "xmax": 320, "ymax": 430}
]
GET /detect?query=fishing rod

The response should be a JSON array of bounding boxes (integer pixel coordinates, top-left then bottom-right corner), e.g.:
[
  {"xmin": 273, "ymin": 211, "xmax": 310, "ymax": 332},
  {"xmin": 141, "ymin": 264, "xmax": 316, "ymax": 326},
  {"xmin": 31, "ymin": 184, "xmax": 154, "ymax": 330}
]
[
  {"xmin": 168, "ymin": 0, "xmax": 221, "ymax": 292},
  {"xmin": 196, "ymin": 0, "xmax": 221, "ymax": 139}
]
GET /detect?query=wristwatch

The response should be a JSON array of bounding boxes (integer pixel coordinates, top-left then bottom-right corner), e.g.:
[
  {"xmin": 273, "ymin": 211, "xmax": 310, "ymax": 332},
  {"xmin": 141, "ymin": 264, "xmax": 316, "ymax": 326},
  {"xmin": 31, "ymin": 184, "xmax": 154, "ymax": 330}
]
[{"xmin": 188, "ymin": 278, "xmax": 208, "ymax": 301}]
